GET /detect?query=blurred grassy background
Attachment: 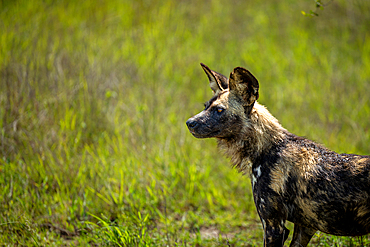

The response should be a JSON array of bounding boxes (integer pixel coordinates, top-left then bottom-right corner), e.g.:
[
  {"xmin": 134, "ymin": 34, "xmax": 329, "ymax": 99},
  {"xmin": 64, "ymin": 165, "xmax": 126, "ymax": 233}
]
[{"xmin": 1, "ymin": 0, "xmax": 370, "ymax": 246}]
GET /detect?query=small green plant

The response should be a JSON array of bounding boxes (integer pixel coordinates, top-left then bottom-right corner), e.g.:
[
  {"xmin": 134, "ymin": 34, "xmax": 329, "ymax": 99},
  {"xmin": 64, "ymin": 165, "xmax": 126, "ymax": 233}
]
[
  {"xmin": 87, "ymin": 213, "xmax": 152, "ymax": 247},
  {"xmin": 302, "ymin": 0, "xmax": 323, "ymax": 16},
  {"xmin": 301, "ymin": 0, "xmax": 333, "ymax": 17}
]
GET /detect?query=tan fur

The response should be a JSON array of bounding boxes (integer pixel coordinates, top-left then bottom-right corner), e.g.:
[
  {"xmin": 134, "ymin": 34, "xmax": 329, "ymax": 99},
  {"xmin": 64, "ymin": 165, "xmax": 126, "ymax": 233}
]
[
  {"xmin": 270, "ymin": 162, "xmax": 290, "ymax": 195},
  {"xmin": 218, "ymin": 101, "xmax": 286, "ymax": 174}
]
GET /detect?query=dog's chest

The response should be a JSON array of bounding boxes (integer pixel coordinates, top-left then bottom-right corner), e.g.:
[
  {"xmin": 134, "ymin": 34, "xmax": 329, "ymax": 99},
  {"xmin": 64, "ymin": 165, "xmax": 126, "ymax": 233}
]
[
  {"xmin": 251, "ymin": 163, "xmax": 281, "ymax": 194},
  {"xmin": 250, "ymin": 163, "xmax": 292, "ymax": 219},
  {"xmin": 251, "ymin": 165, "xmax": 262, "ymax": 189},
  {"xmin": 250, "ymin": 165, "xmax": 274, "ymax": 208}
]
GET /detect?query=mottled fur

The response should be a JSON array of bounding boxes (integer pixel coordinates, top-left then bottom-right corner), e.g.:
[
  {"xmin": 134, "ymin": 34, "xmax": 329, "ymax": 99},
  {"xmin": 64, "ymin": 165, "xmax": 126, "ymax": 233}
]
[{"xmin": 186, "ymin": 64, "xmax": 370, "ymax": 247}]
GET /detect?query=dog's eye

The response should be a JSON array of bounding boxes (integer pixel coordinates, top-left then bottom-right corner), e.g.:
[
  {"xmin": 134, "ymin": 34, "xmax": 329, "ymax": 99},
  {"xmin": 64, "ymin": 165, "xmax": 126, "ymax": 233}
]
[{"xmin": 217, "ymin": 108, "xmax": 224, "ymax": 113}]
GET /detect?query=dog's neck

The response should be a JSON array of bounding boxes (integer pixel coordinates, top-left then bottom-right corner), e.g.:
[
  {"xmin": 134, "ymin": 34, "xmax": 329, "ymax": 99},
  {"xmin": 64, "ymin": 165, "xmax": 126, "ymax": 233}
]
[{"xmin": 217, "ymin": 102, "xmax": 286, "ymax": 175}]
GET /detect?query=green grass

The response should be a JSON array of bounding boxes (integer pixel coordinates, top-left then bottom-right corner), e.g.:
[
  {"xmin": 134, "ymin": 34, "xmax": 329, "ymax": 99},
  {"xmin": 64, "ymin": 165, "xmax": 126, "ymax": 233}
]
[{"xmin": 1, "ymin": 0, "xmax": 370, "ymax": 246}]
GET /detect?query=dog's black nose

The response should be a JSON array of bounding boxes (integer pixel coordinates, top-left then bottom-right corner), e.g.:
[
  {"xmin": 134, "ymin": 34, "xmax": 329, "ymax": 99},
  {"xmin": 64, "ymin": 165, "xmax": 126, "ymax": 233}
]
[{"xmin": 186, "ymin": 119, "xmax": 198, "ymax": 129}]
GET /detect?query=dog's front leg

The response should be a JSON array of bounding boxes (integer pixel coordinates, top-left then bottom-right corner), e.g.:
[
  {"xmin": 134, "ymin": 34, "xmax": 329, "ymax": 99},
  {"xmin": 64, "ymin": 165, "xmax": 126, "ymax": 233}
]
[
  {"xmin": 289, "ymin": 224, "xmax": 316, "ymax": 247},
  {"xmin": 263, "ymin": 219, "xmax": 290, "ymax": 247}
]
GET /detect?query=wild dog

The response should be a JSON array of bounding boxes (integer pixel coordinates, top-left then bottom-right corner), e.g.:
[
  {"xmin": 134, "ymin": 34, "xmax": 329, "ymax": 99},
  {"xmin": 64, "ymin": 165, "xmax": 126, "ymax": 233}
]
[{"xmin": 186, "ymin": 63, "xmax": 370, "ymax": 247}]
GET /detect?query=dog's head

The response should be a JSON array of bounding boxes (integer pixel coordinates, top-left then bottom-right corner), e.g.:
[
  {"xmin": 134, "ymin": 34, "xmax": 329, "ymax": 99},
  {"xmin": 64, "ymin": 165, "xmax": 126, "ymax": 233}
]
[{"xmin": 186, "ymin": 63, "xmax": 259, "ymax": 139}]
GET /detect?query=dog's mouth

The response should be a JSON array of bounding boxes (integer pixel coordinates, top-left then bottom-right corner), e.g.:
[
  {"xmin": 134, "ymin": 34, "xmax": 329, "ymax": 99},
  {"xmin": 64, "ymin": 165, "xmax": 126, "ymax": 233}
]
[
  {"xmin": 189, "ymin": 129, "xmax": 204, "ymax": 138},
  {"xmin": 188, "ymin": 128, "xmax": 221, "ymax": 139}
]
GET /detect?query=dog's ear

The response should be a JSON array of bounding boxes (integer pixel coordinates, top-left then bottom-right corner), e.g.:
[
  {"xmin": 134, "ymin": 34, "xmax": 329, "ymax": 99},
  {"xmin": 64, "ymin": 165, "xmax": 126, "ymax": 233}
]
[
  {"xmin": 229, "ymin": 67, "xmax": 259, "ymax": 106},
  {"xmin": 200, "ymin": 63, "xmax": 228, "ymax": 95}
]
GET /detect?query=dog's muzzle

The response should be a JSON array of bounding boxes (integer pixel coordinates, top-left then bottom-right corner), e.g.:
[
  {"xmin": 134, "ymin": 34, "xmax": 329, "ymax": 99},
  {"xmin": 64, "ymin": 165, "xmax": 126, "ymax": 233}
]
[{"xmin": 186, "ymin": 118, "xmax": 198, "ymax": 130}]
